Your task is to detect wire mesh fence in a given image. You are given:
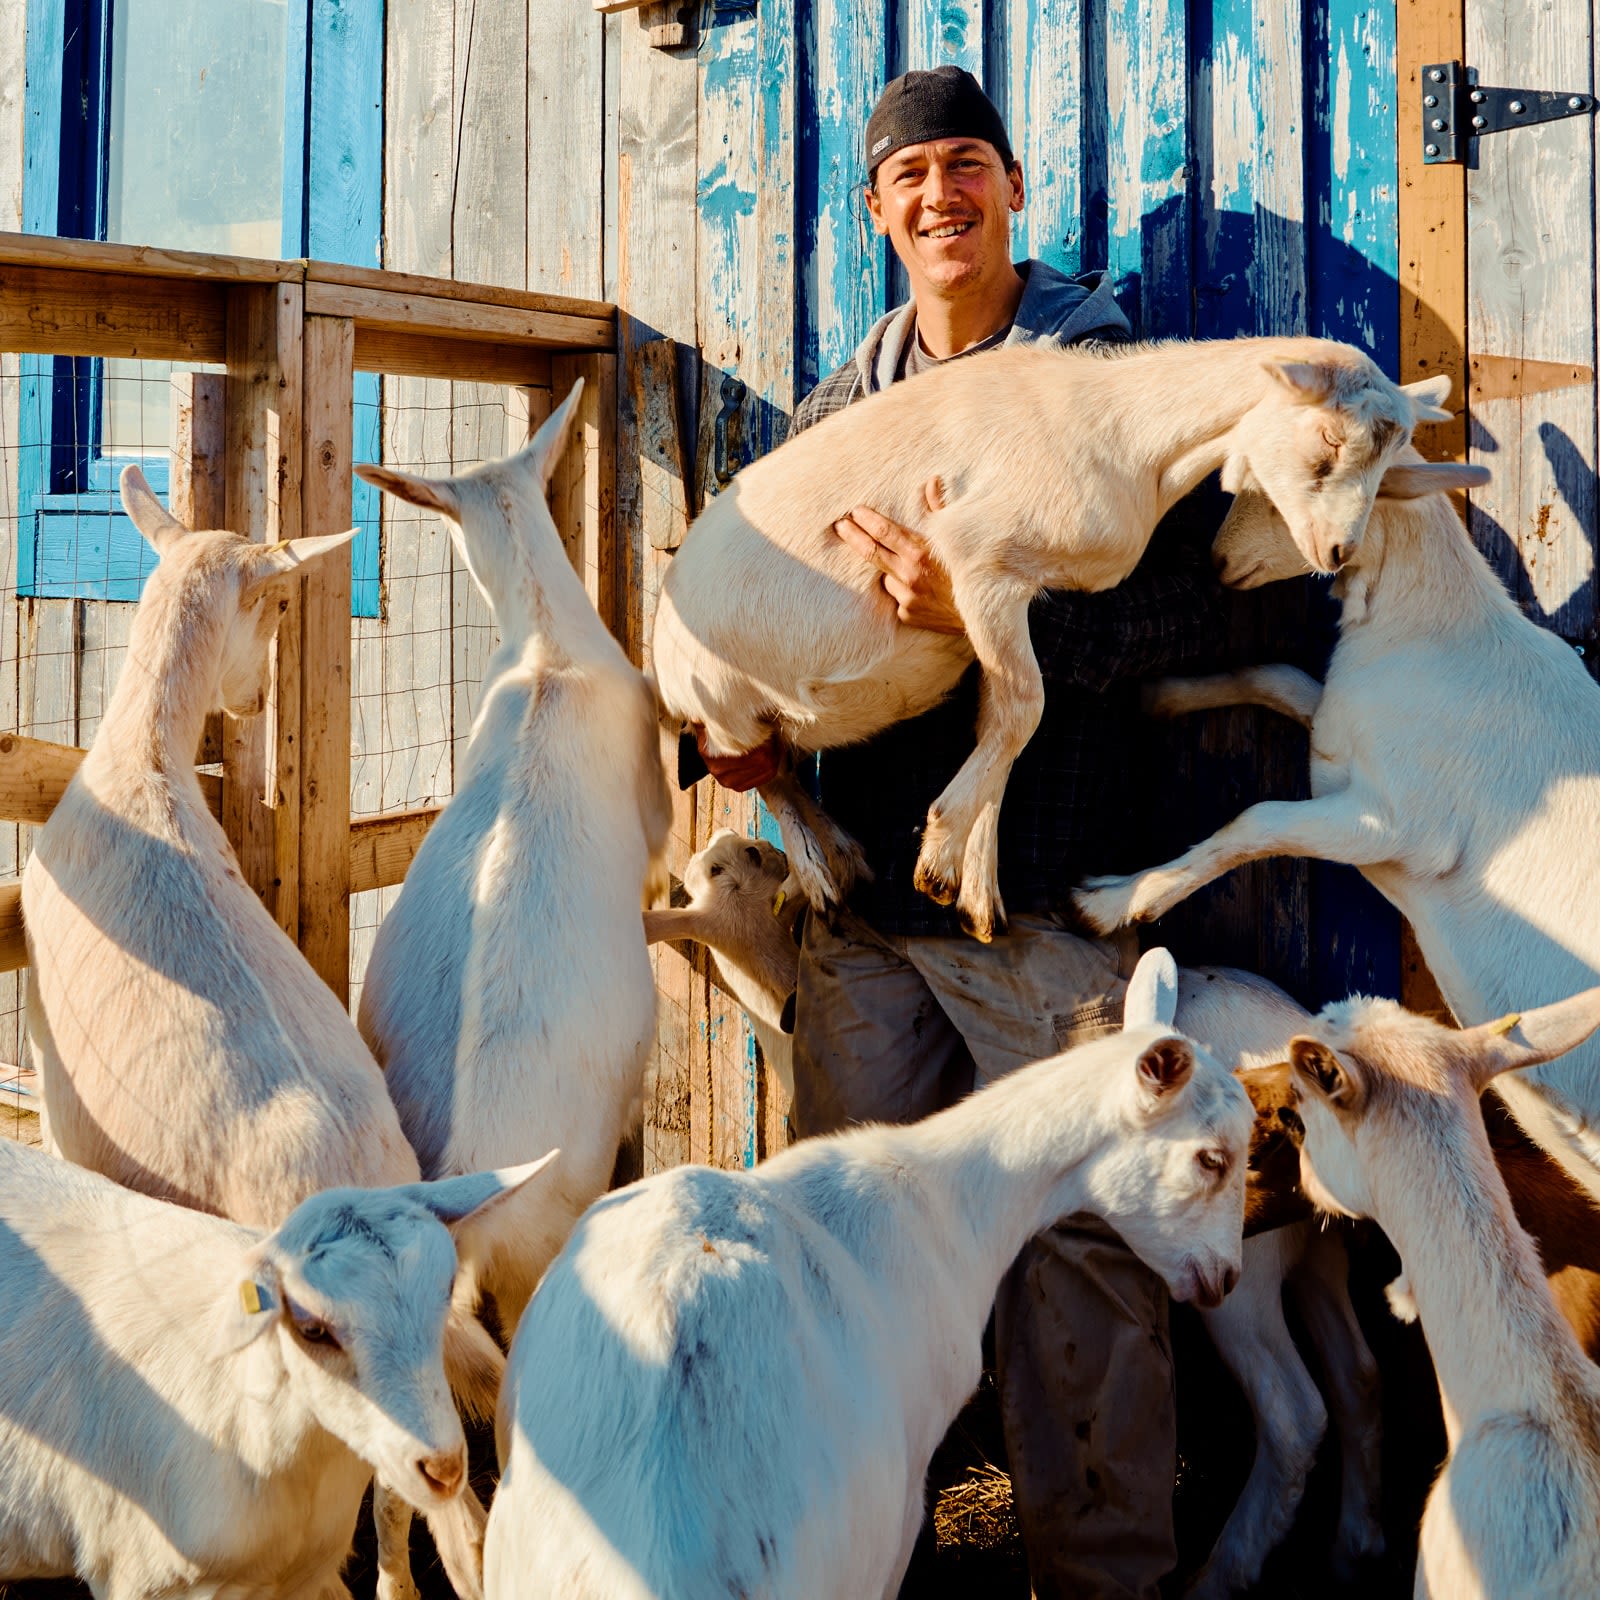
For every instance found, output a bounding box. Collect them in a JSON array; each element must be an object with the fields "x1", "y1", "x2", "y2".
[{"x1": 0, "y1": 347, "x2": 538, "y2": 1139}]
